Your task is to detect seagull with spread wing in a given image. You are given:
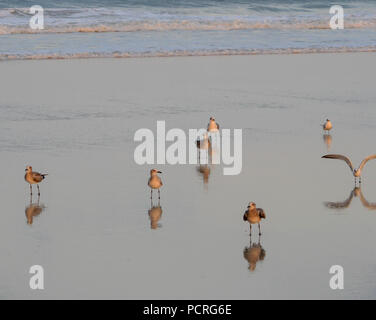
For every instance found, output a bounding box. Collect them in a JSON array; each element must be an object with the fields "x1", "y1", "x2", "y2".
[{"x1": 322, "y1": 154, "x2": 376, "y2": 184}]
